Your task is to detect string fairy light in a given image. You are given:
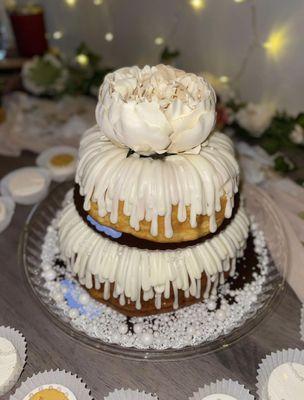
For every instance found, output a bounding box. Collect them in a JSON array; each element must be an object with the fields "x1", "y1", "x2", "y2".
[
  {"x1": 189, "y1": 0, "x2": 206, "y2": 11},
  {"x1": 65, "y1": 0, "x2": 76, "y2": 6},
  {"x1": 105, "y1": 32, "x2": 114, "y2": 42},
  {"x1": 53, "y1": 31, "x2": 63, "y2": 40},
  {"x1": 76, "y1": 53, "x2": 89, "y2": 66},
  {"x1": 232, "y1": 0, "x2": 289, "y2": 85},
  {"x1": 263, "y1": 27, "x2": 288, "y2": 58},
  {"x1": 232, "y1": 0, "x2": 260, "y2": 84},
  {"x1": 46, "y1": 0, "x2": 289, "y2": 90},
  {"x1": 154, "y1": 36, "x2": 165, "y2": 45},
  {"x1": 219, "y1": 76, "x2": 230, "y2": 83}
]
